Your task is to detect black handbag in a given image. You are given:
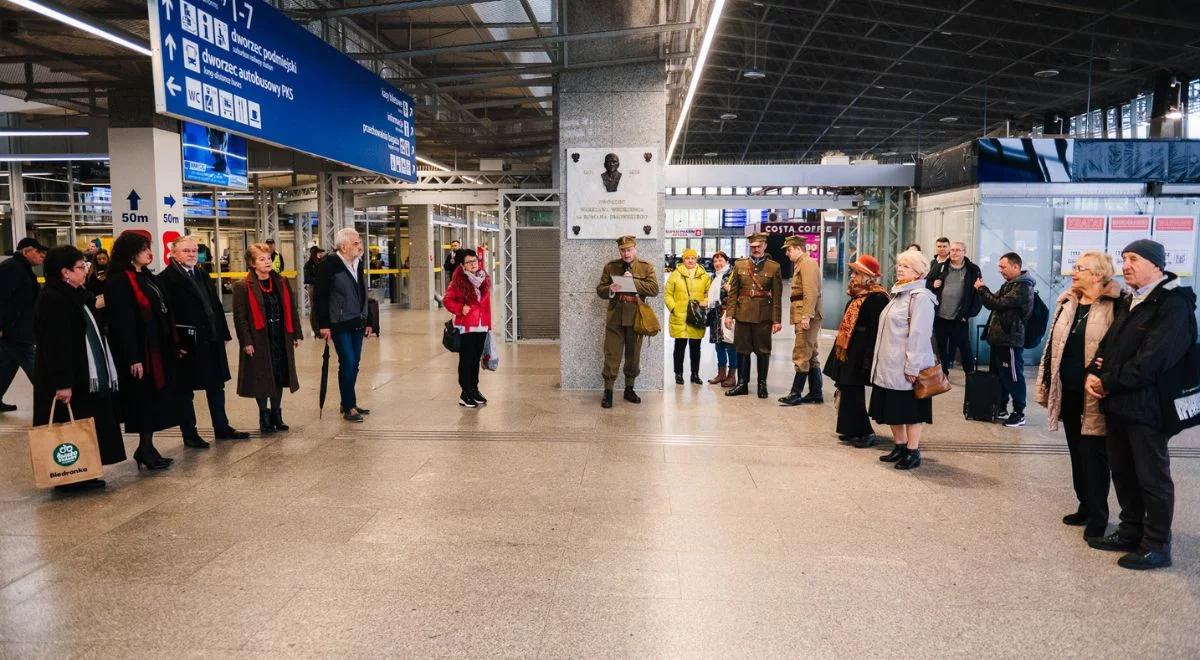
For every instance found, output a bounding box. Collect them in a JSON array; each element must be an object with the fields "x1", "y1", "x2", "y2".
[
  {"x1": 442, "y1": 320, "x2": 462, "y2": 353},
  {"x1": 1157, "y1": 315, "x2": 1200, "y2": 436},
  {"x1": 683, "y1": 275, "x2": 708, "y2": 329}
]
